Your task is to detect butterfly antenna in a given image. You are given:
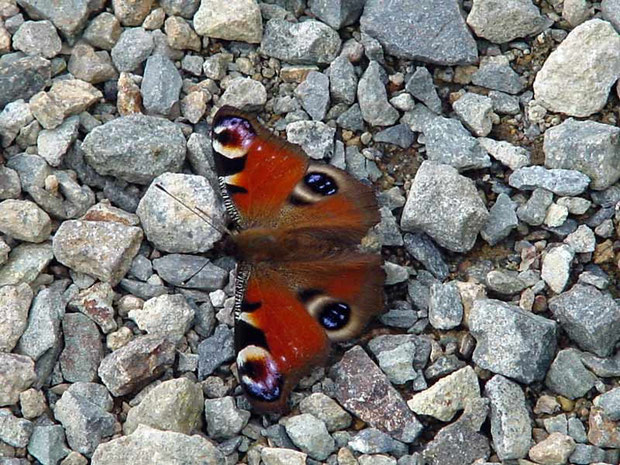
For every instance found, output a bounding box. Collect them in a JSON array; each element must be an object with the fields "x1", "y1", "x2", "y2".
[{"x1": 154, "y1": 183, "x2": 231, "y2": 236}]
